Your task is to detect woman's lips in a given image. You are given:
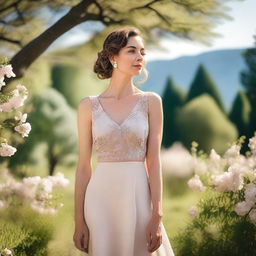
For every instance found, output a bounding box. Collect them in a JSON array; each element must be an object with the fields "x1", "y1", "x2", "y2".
[{"x1": 133, "y1": 65, "x2": 142, "y2": 69}]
